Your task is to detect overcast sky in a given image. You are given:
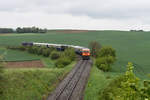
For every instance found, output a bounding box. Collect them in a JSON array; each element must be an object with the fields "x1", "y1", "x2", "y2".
[{"x1": 0, "y1": 0, "x2": 150, "y2": 30}]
